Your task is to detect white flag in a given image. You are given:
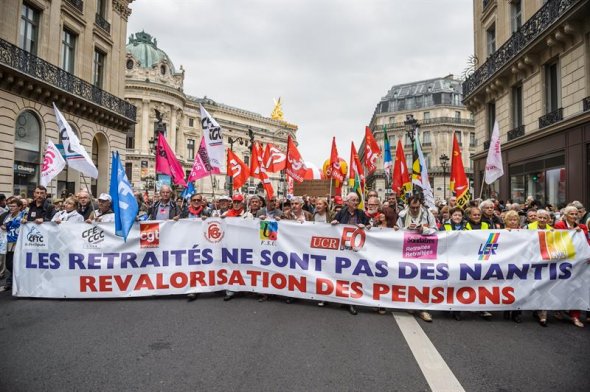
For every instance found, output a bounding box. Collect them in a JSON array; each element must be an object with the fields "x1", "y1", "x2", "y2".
[
  {"x1": 414, "y1": 129, "x2": 435, "y2": 209},
  {"x1": 53, "y1": 103, "x2": 98, "y2": 178},
  {"x1": 199, "y1": 104, "x2": 225, "y2": 171},
  {"x1": 40, "y1": 140, "x2": 66, "y2": 187},
  {"x1": 485, "y1": 120, "x2": 504, "y2": 184}
]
